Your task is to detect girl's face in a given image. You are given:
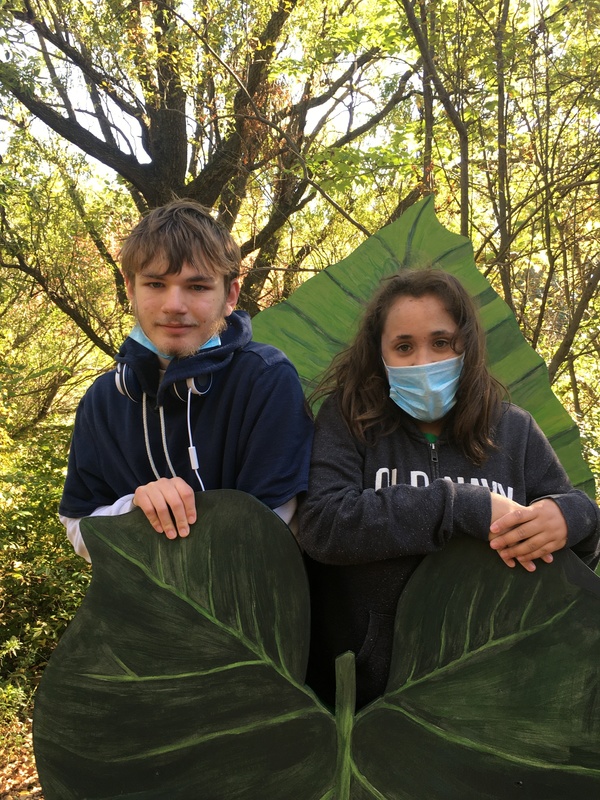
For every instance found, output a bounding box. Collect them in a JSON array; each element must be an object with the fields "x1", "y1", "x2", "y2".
[{"x1": 381, "y1": 293, "x2": 460, "y2": 367}]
